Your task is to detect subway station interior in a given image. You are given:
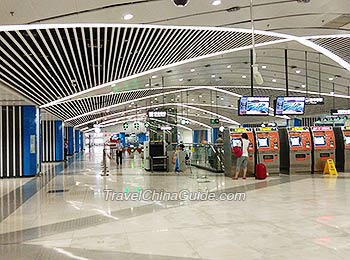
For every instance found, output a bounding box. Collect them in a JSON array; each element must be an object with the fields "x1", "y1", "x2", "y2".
[{"x1": 1, "y1": 0, "x2": 350, "y2": 259}]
